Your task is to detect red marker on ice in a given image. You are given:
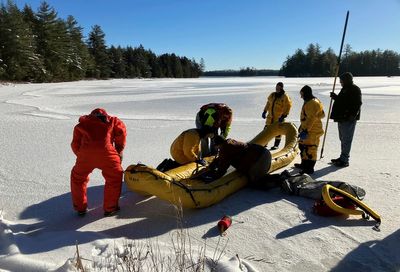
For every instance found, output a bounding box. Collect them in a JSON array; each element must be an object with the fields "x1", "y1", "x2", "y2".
[{"x1": 217, "y1": 215, "x2": 232, "y2": 235}]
